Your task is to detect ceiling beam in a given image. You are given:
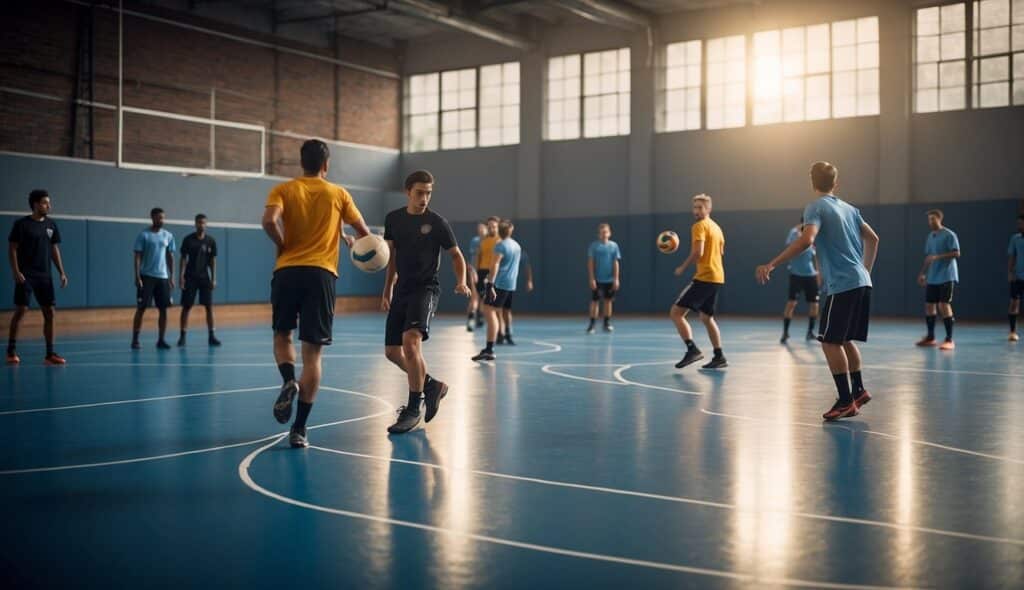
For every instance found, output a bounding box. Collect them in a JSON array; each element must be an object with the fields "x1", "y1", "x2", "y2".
[
  {"x1": 387, "y1": 0, "x2": 534, "y2": 50},
  {"x1": 276, "y1": 5, "x2": 387, "y2": 25},
  {"x1": 551, "y1": 0, "x2": 651, "y2": 30}
]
